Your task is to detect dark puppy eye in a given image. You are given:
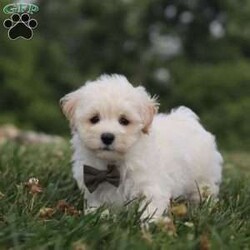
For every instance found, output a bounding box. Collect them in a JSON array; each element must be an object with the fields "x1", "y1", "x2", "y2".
[
  {"x1": 119, "y1": 116, "x2": 130, "y2": 126},
  {"x1": 90, "y1": 115, "x2": 100, "y2": 124}
]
